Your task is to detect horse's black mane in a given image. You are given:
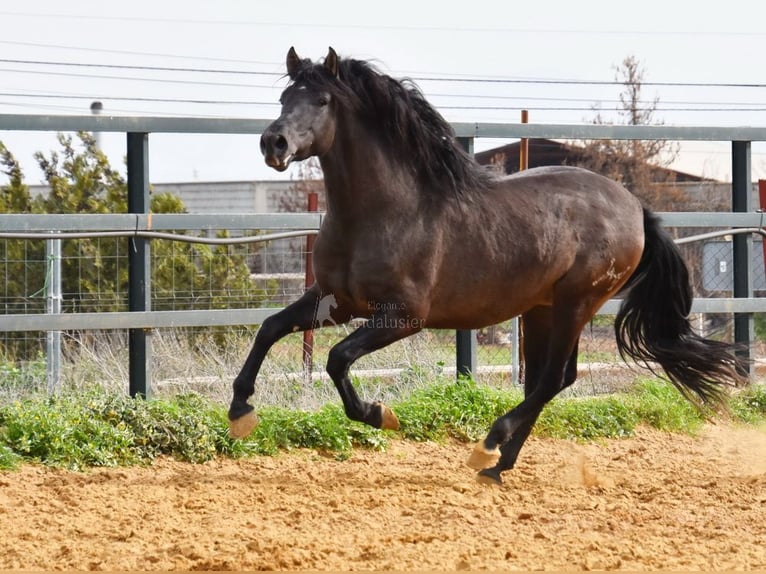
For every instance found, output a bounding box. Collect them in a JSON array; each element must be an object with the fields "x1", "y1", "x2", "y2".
[{"x1": 290, "y1": 56, "x2": 494, "y2": 198}]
